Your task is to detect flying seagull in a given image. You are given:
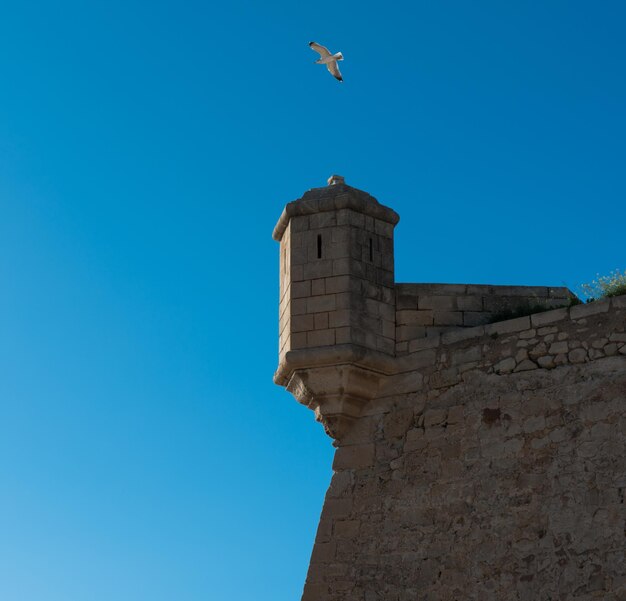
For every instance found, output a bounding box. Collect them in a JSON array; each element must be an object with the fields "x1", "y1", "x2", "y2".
[{"x1": 309, "y1": 41, "x2": 344, "y2": 82}]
